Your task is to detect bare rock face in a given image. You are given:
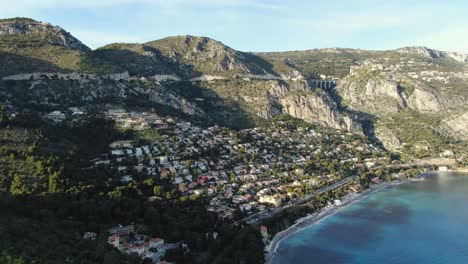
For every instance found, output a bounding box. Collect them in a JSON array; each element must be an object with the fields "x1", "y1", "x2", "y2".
[
  {"x1": 0, "y1": 18, "x2": 90, "y2": 51},
  {"x1": 339, "y1": 77, "x2": 406, "y2": 114},
  {"x1": 396, "y1": 46, "x2": 468, "y2": 63},
  {"x1": 407, "y1": 88, "x2": 443, "y2": 112},
  {"x1": 268, "y1": 81, "x2": 363, "y2": 134},
  {"x1": 375, "y1": 126, "x2": 401, "y2": 151},
  {"x1": 338, "y1": 75, "x2": 444, "y2": 115},
  {"x1": 441, "y1": 112, "x2": 468, "y2": 141},
  {"x1": 149, "y1": 90, "x2": 204, "y2": 116}
]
